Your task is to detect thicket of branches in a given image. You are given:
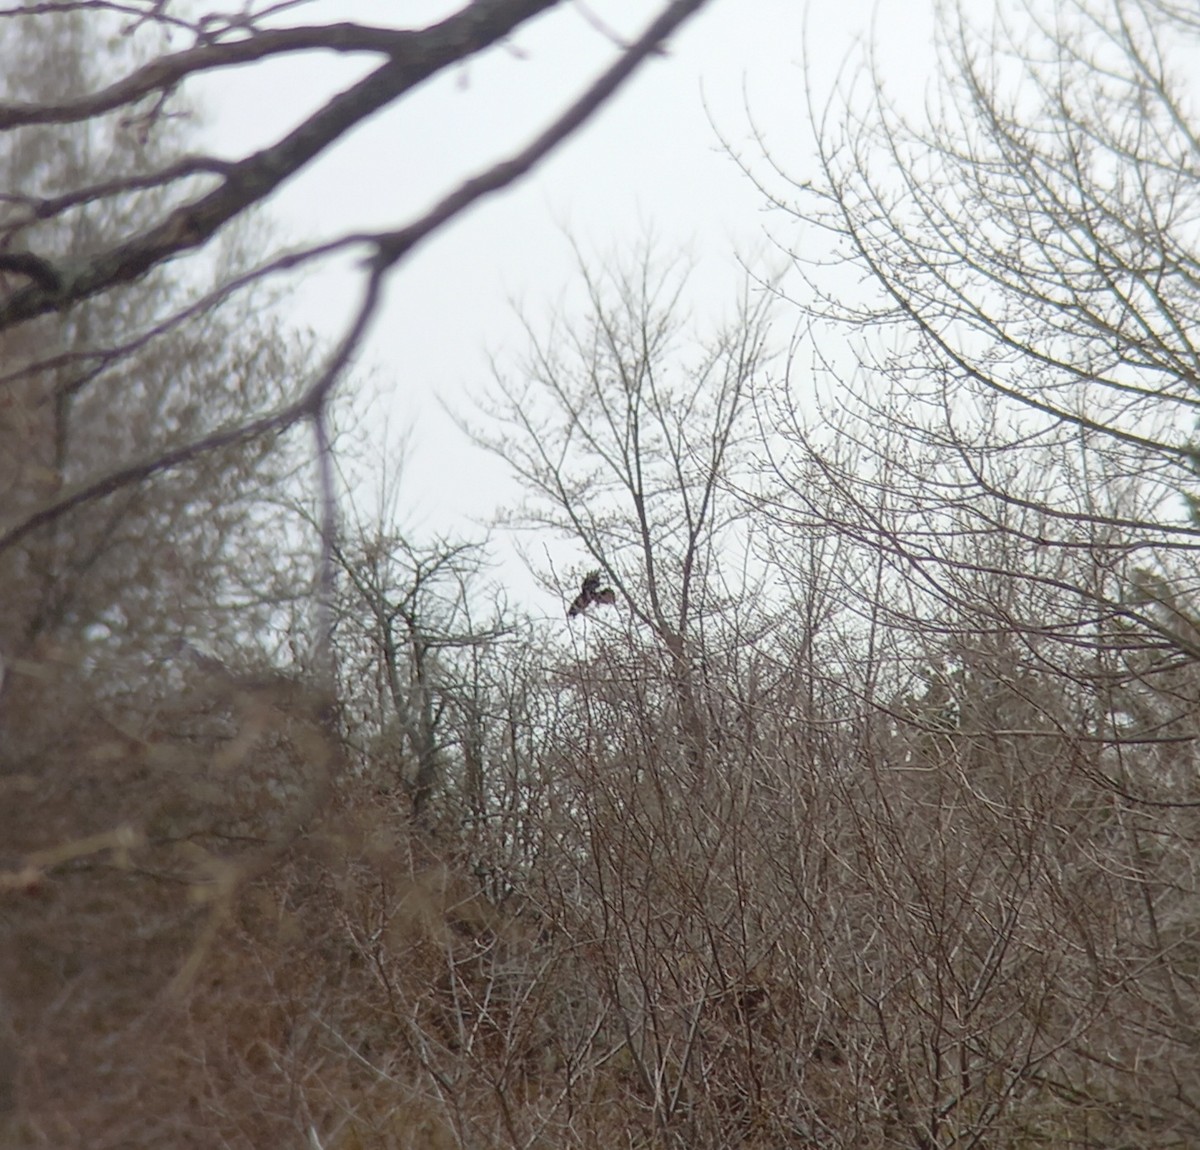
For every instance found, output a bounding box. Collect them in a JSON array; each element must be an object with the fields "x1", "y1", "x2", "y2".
[{"x1": 3, "y1": 1, "x2": 1200, "y2": 1148}]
